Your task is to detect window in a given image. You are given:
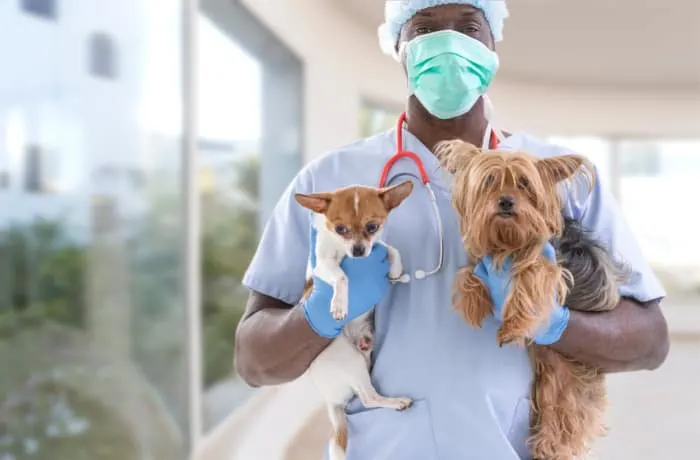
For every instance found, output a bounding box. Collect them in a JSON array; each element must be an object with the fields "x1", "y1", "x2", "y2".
[
  {"x1": 359, "y1": 103, "x2": 402, "y2": 138},
  {"x1": 617, "y1": 140, "x2": 661, "y2": 177},
  {"x1": 21, "y1": 0, "x2": 57, "y2": 19},
  {"x1": 24, "y1": 144, "x2": 44, "y2": 192},
  {"x1": 88, "y1": 33, "x2": 117, "y2": 79}
]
